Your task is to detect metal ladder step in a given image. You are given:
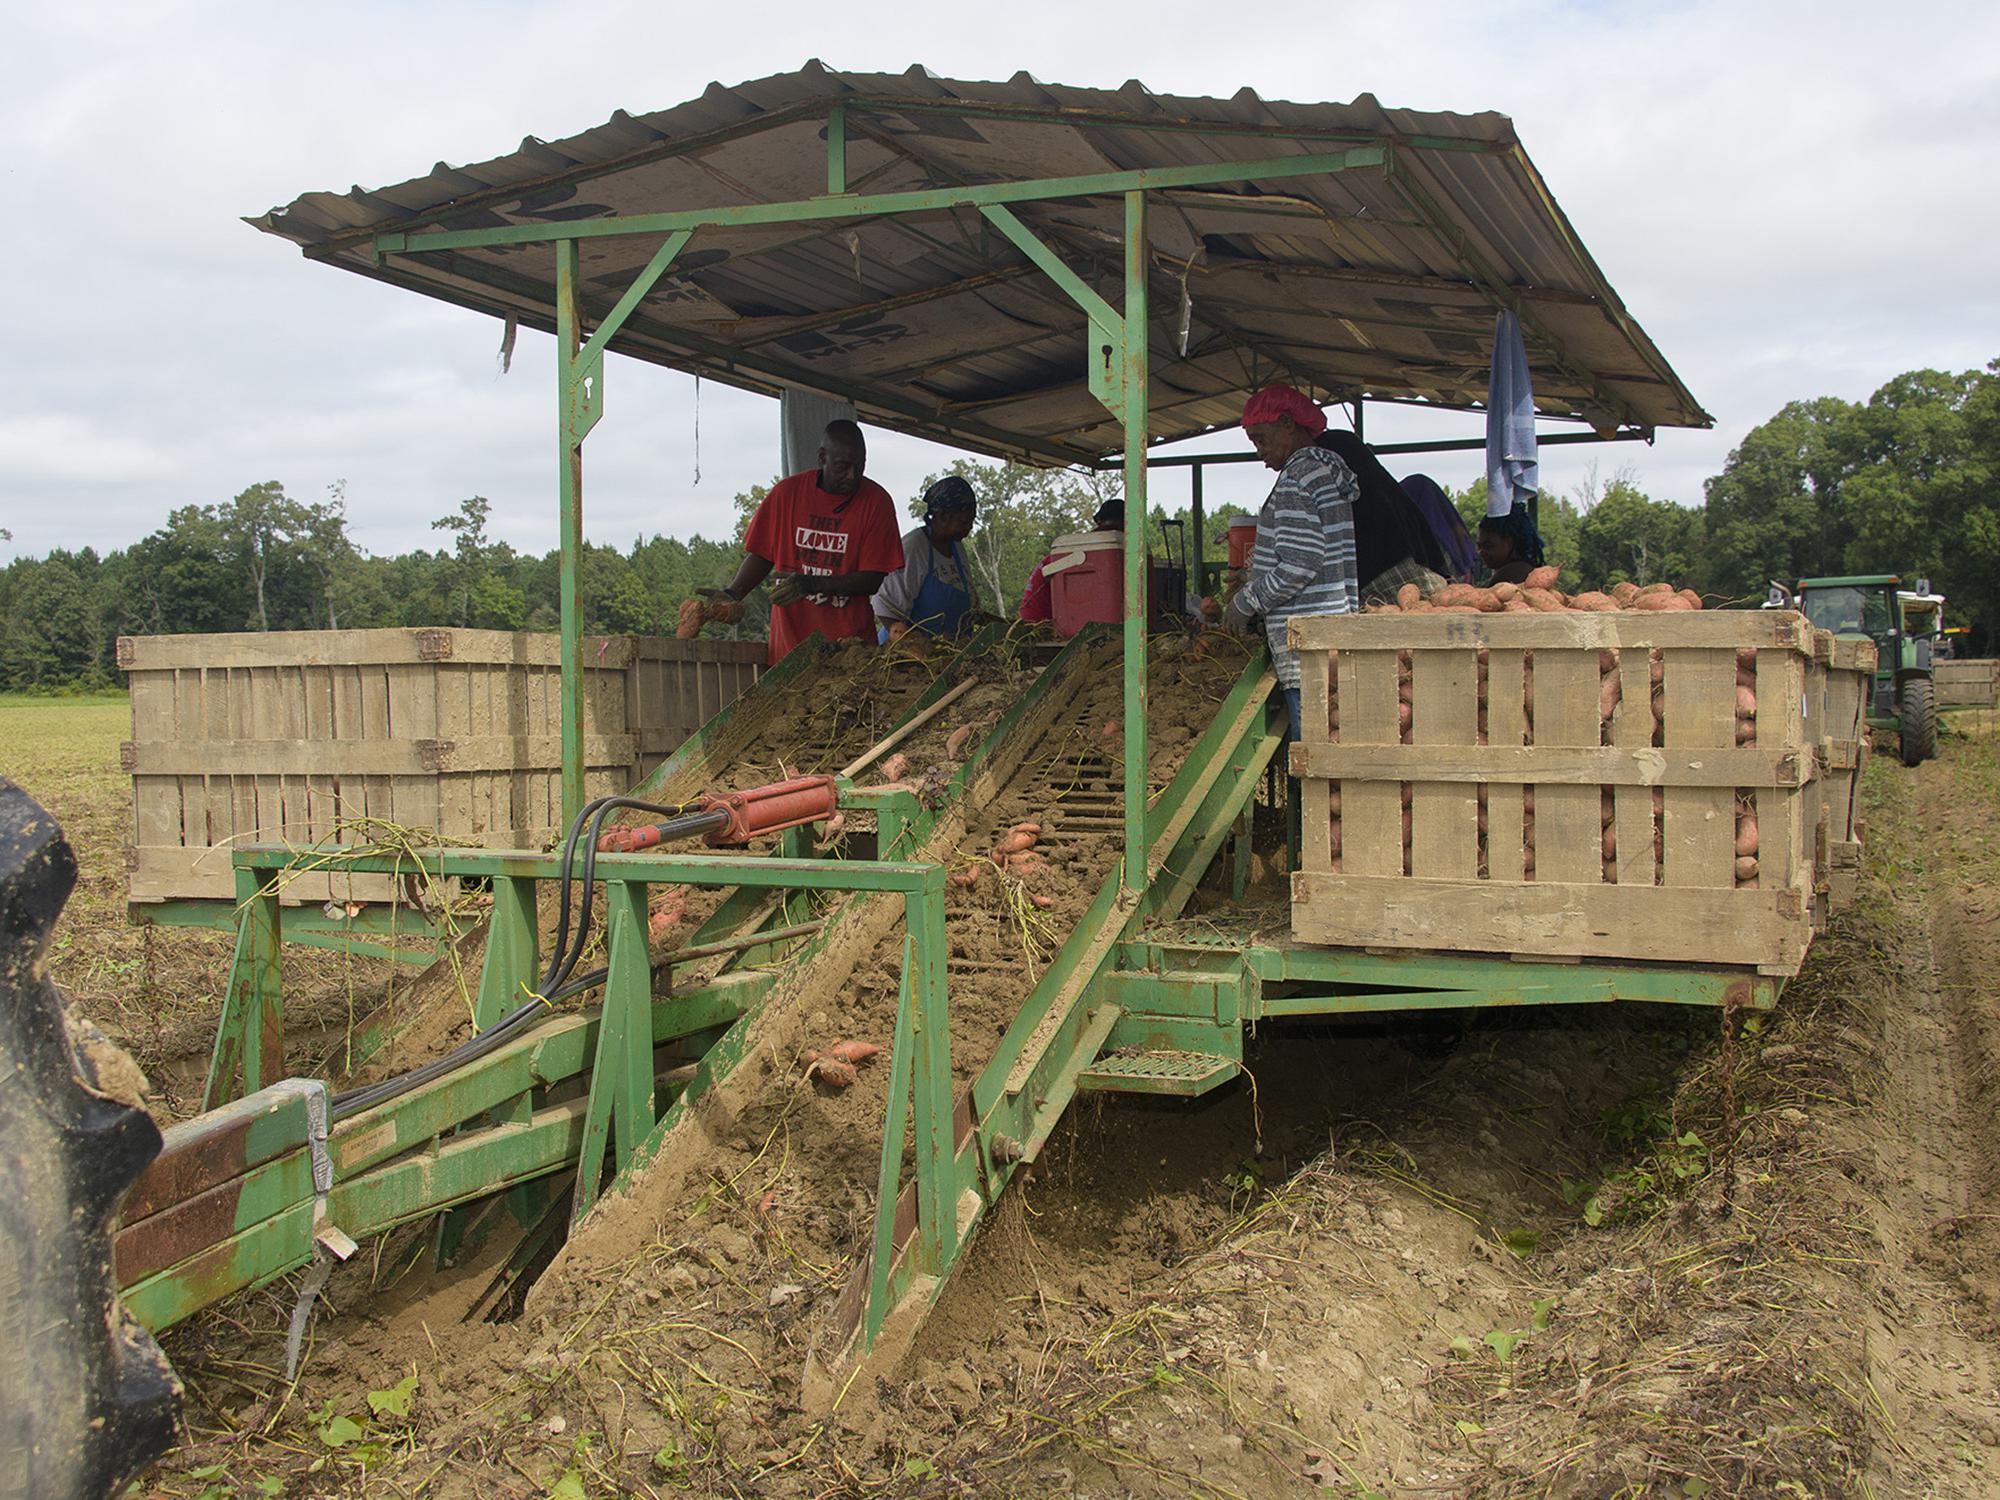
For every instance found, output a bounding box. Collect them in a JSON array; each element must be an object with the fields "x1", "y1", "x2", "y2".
[{"x1": 1075, "y1": 1049, "x2": 1240, "y2": 1097}]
